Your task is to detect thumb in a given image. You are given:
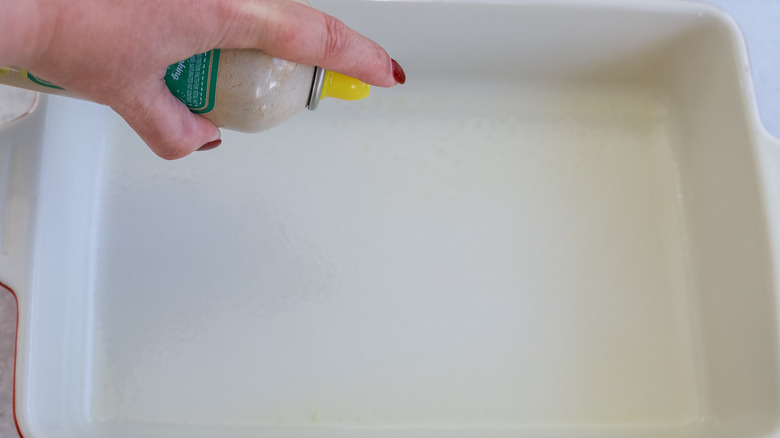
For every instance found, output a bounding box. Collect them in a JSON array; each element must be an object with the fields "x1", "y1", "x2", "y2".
[{"x1": 112, "y1": 80, "x2": 221, "y2": 160}]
